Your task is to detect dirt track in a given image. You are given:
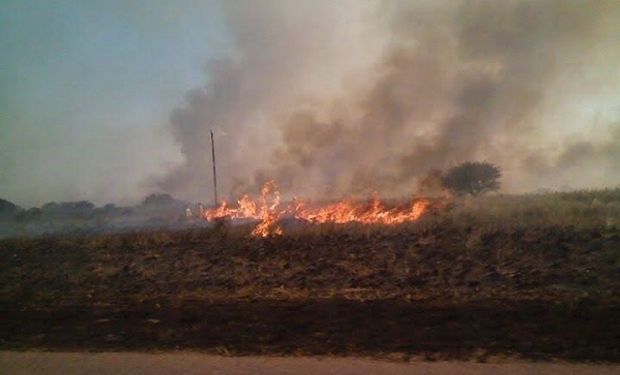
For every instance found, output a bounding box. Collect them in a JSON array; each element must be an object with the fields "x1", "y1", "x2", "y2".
[{"x1": 2, "y1": 352, "x2": 619, "y2": 375}]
